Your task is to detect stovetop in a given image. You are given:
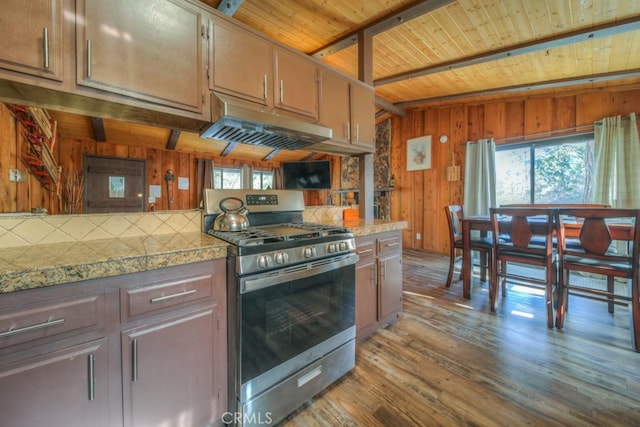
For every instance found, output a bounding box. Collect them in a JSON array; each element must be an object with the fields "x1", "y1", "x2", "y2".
[{"x1": 207, "y1": 222, "x2": 352, "y2": 247}]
